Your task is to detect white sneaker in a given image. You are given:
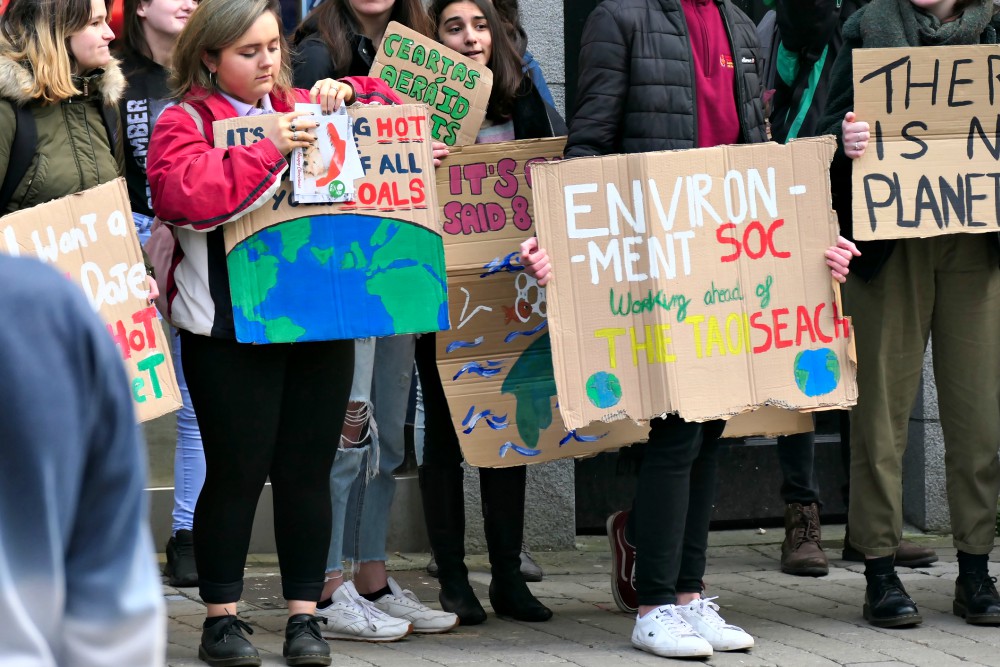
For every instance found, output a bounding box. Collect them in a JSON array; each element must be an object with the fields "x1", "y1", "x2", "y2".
[
  {"x1": 316, "y1": 581, "x2": 412, "y2": 642},
  {"x1": 677, "y1": 597, "x2": 754, "y2": 651},
  {"x1": 631, "y1": 605, "x2": 713, "y2": 658},
  {"x1": 370, "y1": 577, "x2": 459, "y2": 634}
]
